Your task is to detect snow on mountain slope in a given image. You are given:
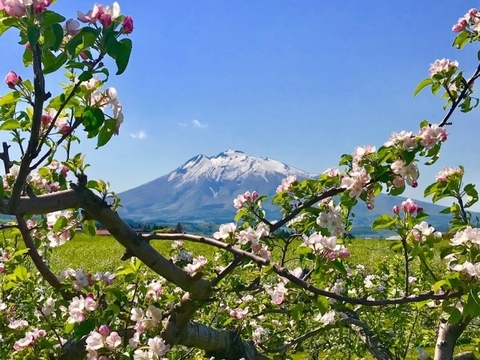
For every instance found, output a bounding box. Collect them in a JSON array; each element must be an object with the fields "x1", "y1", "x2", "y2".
[
  {"x1": 118, "y1": 149, "x2": 315, "y2": 222},
  {"x1": 167, "y1": 149, "x2": 313, "y2": 187}
]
